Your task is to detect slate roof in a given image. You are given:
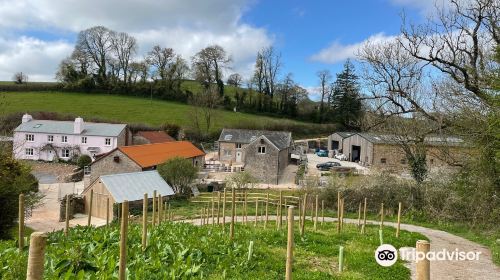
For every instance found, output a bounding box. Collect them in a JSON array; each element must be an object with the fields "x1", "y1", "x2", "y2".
[
  {"x1": 14, "y1": 120, "x2": 126, "y2": 137},
  {"x1": 98, "y1": 171, "x2": 174, "y2": 203},
  {"x1": 136, "y1": 131, "x2": 175, "y2": 143},
  {"x1": 218, "y1": 129, "x2": 292, "y2": 151},
  {"x1": 356, "y1": 132, "x2": 464, "y2": 146},
  {"x1": 118, "y1": 141, "x2": 205, "y2": 168}
]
